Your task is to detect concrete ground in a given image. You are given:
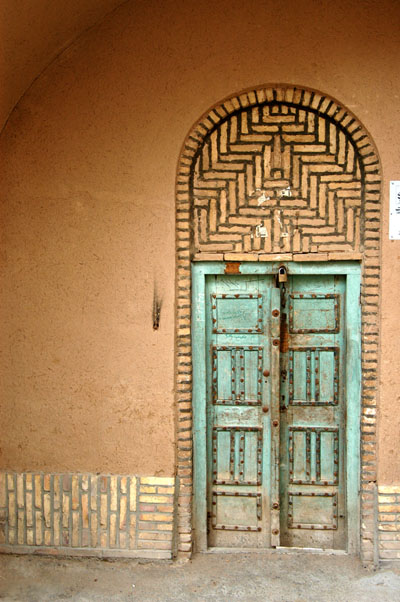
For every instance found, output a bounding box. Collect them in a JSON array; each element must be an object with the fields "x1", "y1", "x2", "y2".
[{"x1": 0, "y1": 551, "x2": 400, "y2": 602}]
